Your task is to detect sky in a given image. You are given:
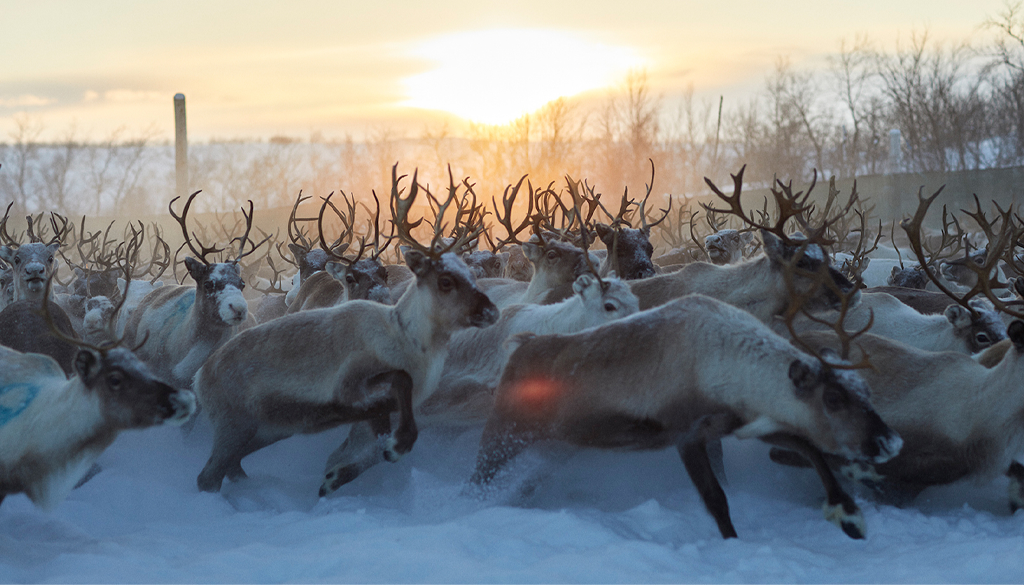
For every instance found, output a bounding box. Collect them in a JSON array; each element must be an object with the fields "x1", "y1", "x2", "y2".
[{"x1": 0, "y1": 0, "x2": 1014, "y2": 142}]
